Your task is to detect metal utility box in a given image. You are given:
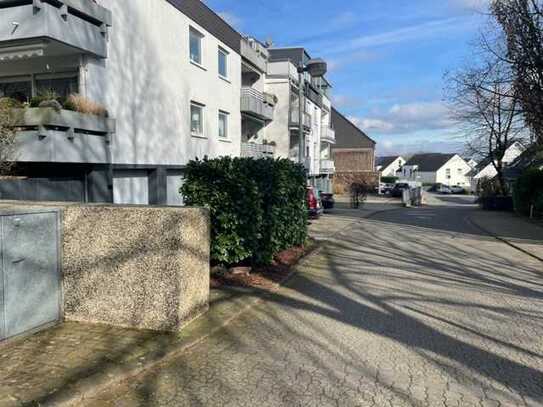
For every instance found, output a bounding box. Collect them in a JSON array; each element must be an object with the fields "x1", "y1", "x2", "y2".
[{"x1": 0, "y1": 209, "x2": 61, "y2": 342}]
